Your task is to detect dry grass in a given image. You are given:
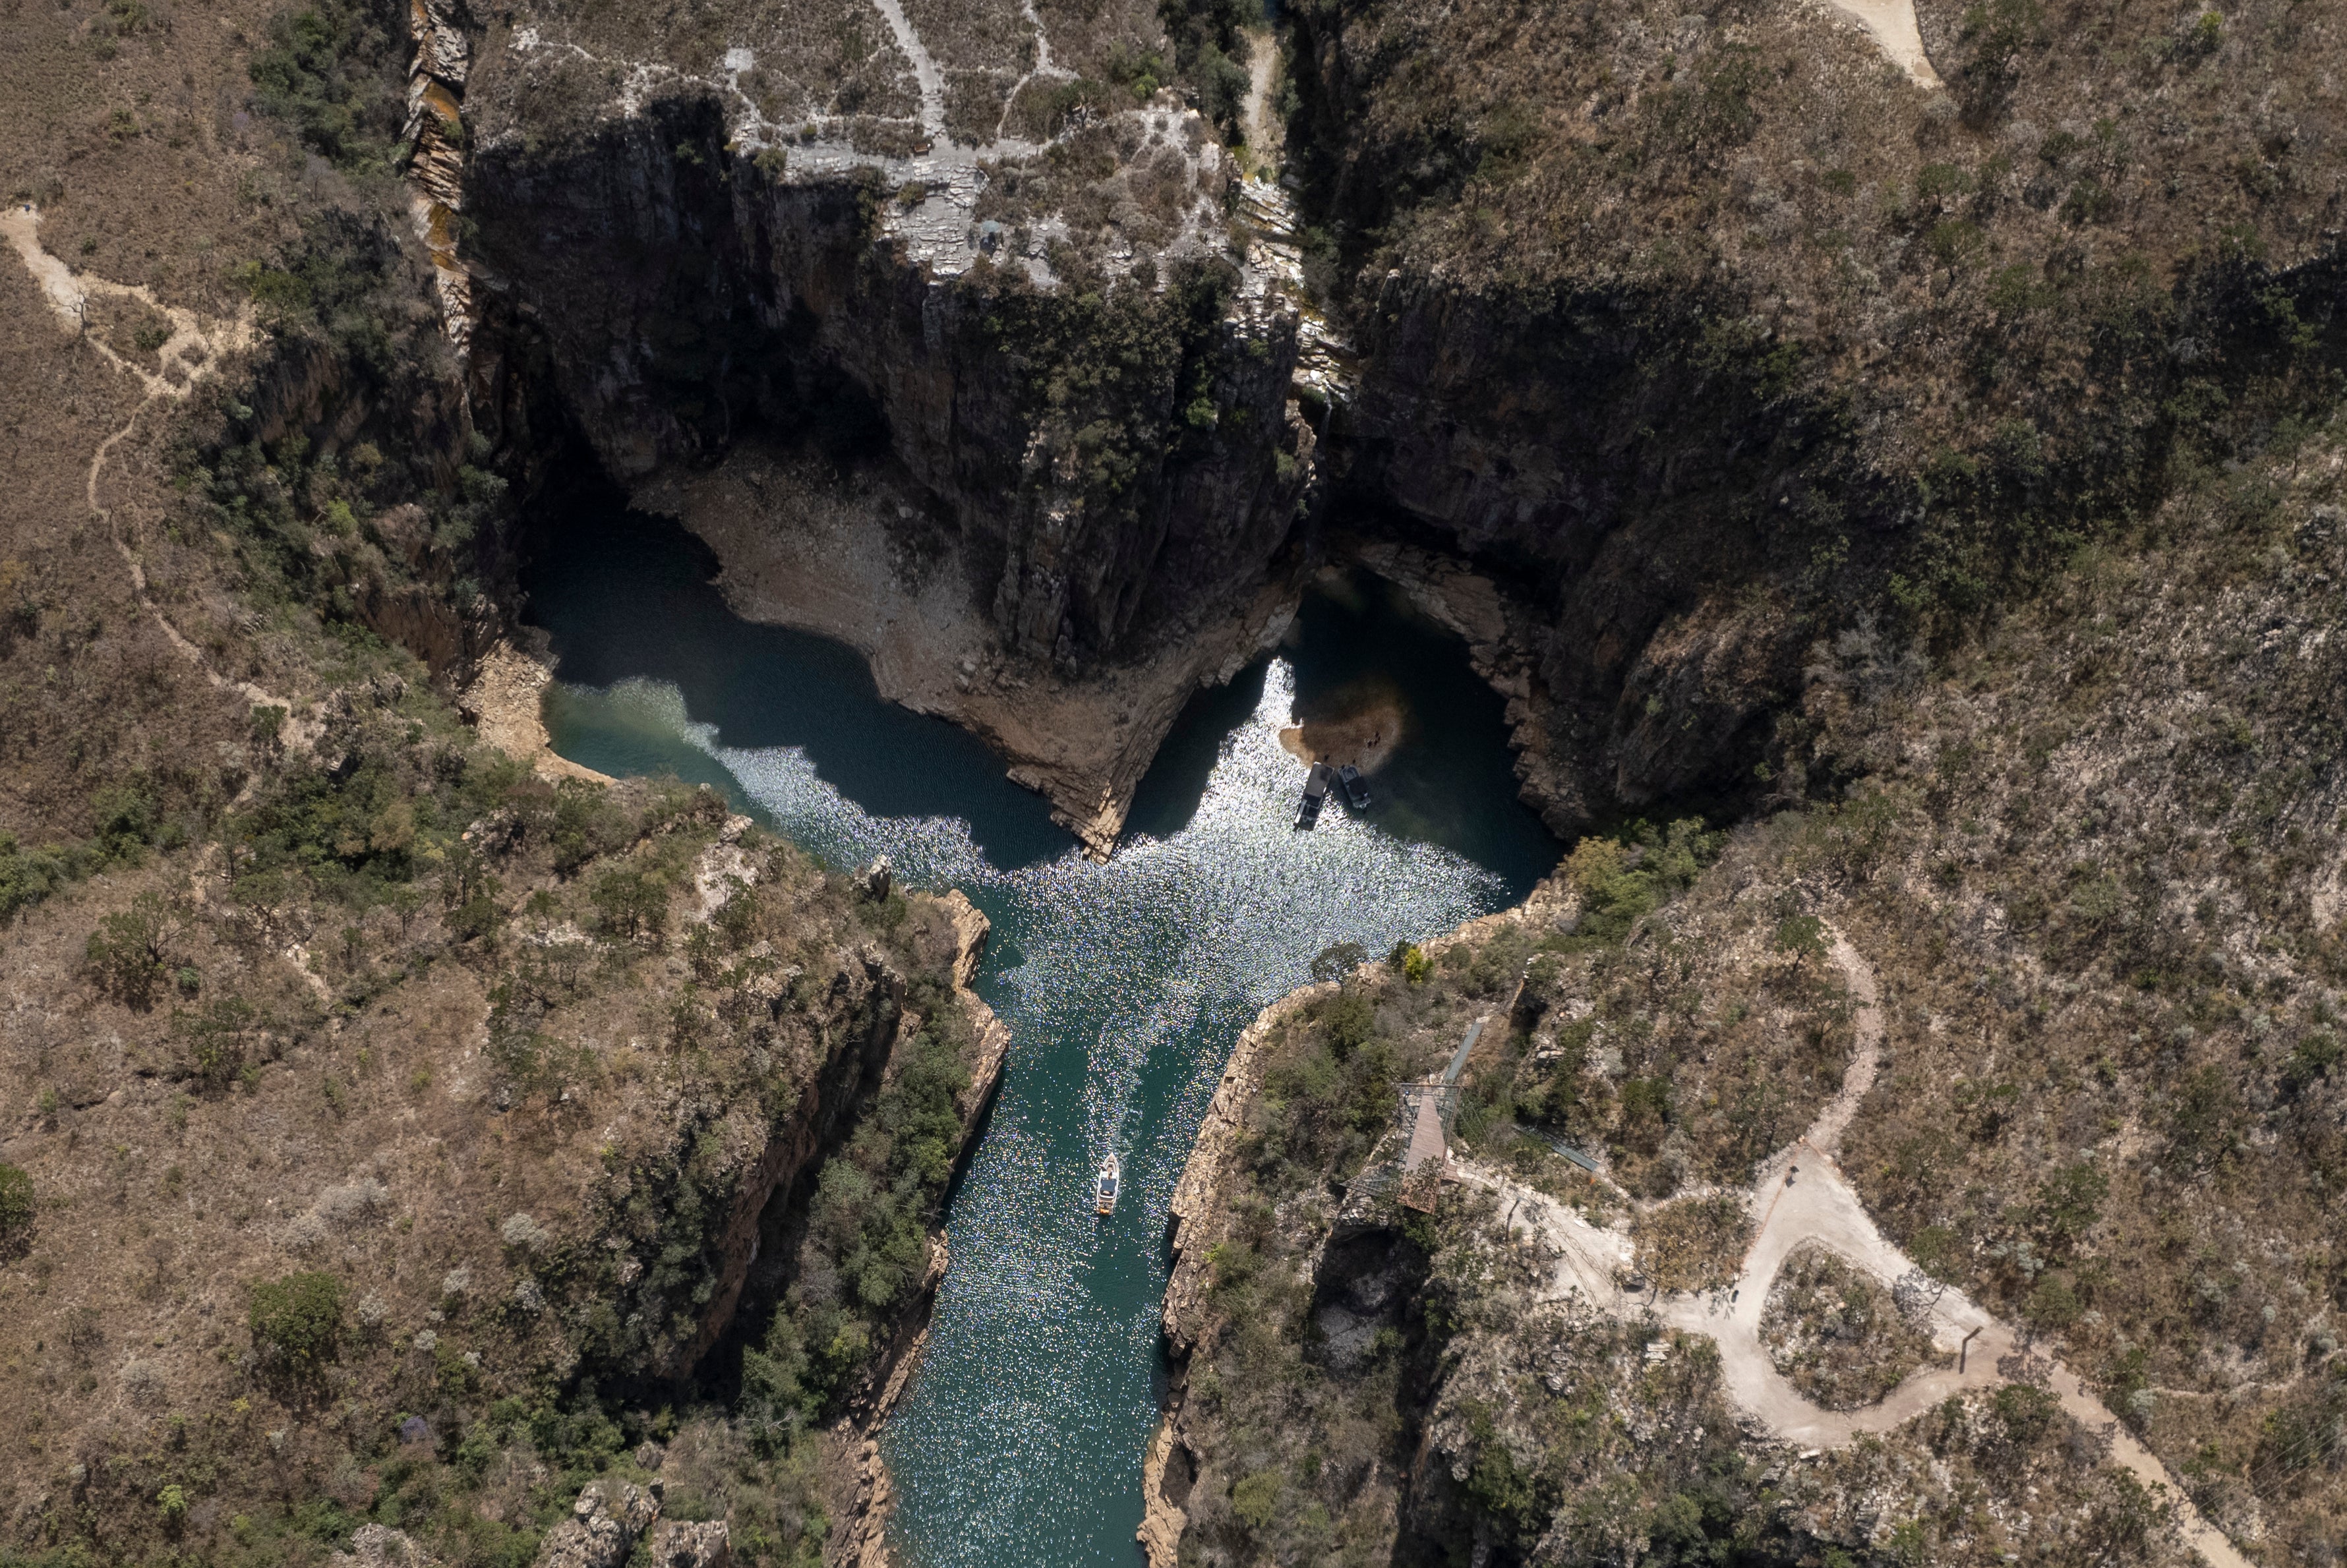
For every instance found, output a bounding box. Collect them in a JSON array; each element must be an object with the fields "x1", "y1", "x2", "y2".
[
  {"x1": 1630, "y1": 1193, "x2": 1753, "y2": 1293},
  {"x1": 1711, "y1": 419, "x2": 2347, "y2": 1551},
  {"x1": 1758, "y1": 1240, "x2": 1949, "y2": 1409},
  {"x1": 0, "y1": 708, "x2": 987, "y2": 1561}
]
